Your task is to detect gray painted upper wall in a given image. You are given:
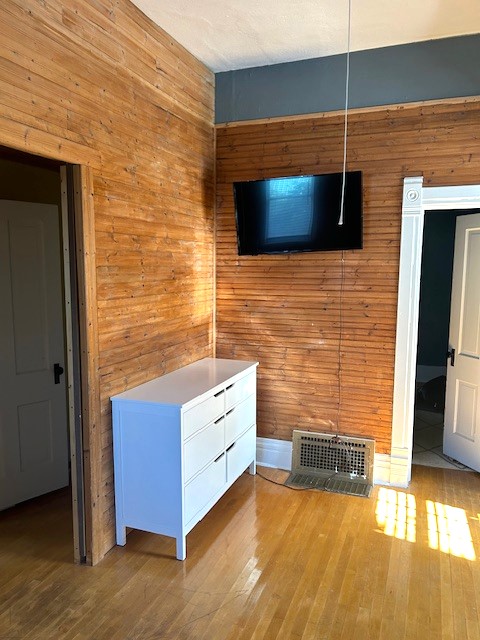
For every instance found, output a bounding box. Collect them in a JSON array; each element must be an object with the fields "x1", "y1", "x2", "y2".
[{"x1": 215, "y1": 35, "x2": 480, "y2": 123}]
